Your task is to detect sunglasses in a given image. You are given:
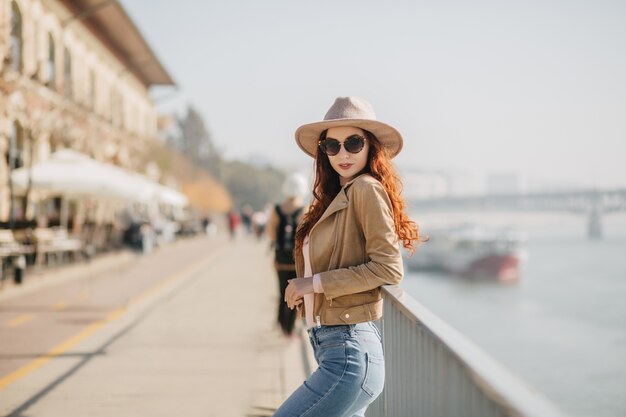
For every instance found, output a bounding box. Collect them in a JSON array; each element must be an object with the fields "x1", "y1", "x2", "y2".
[{"x1": 318, "y1": 135, "x2": 367, "y2": 156}]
